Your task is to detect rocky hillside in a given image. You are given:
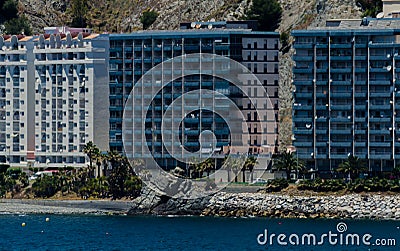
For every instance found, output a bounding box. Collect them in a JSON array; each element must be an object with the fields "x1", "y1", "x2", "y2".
[
  {"x1": 19, "y1": 0, "x2": 250, "y2": 33},
  {"x1": 18, "y1": 0, "x2": 363, "y2": 150}
]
